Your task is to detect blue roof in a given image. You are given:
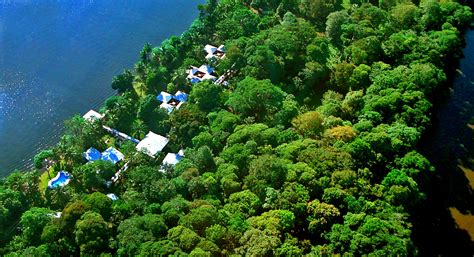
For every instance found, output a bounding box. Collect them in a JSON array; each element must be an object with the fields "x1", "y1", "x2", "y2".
[
  {"x1": 101, "y1": 147, "x2": 124, "y2": 164},
  {"x1": 157, "y1": 91, "x2": 173, "y2": 103},
  {"x1": 190, "y1": 77, "x2": 201, "y2": 84},
  {"x1": 84, "y1": 147, "x2": 101, "y2": 162},
  {"x1": 173, "y1": 91, "x2": 188, "y2": 102},
  {"x1": 198, "y1": 65, "x2": 214, "y2": 74}
]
